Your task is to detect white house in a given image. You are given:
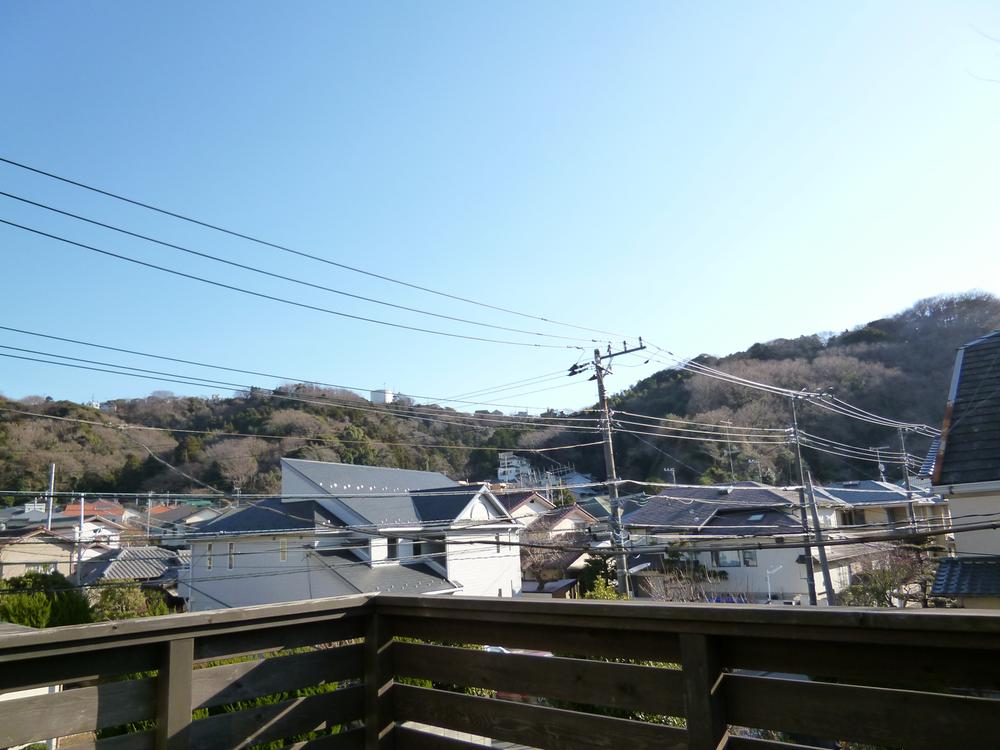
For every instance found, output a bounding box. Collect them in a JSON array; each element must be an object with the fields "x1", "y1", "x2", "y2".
[
  {"x1": 185, "y1": 460, "x2": 522, "y2": 610},
  {"x1": 623, "y1": 483, "x2": 878, "y2": 605},
  {"x1": 494, "y1": 490, "x2": 556, "y2": 527}
]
